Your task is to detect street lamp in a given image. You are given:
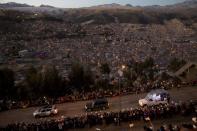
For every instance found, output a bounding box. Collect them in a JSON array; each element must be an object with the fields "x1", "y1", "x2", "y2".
[
  {"x1": 117, "y1": 64, "x2": 125, "y2": 125},
  {"x1": 118, "y1": 65, "x2": 125, "y2": 77},
  {"x1": 122, "y1": 65, "x2": 126, "y2": 70}
]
